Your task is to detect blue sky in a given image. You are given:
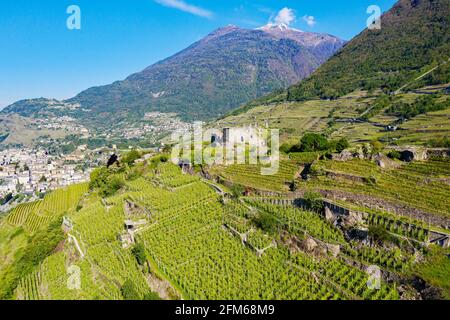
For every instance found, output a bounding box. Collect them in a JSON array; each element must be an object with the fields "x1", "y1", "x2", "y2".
[{"x1": 0, "y1": 0, "x2": 397, "y2": 108}]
